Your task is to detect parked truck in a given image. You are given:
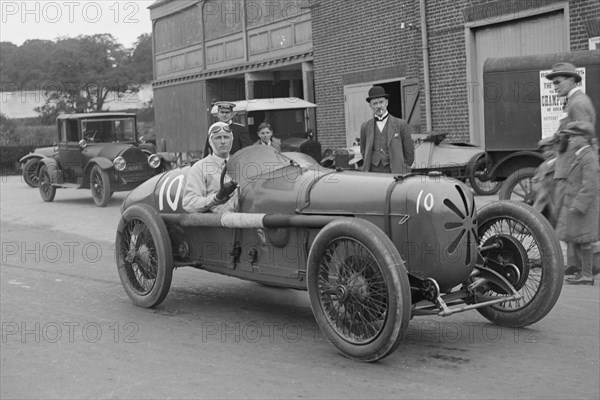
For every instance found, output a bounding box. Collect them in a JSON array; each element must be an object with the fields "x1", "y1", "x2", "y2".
[{"x1": 482, "y1": 50, "x2": 600, "y2": 200}]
